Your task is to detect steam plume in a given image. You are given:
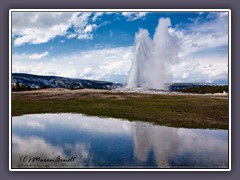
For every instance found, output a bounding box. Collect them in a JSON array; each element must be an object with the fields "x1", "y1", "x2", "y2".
[{"x1": 127, "y1": 18, "x2": 180, "y2": 90}]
